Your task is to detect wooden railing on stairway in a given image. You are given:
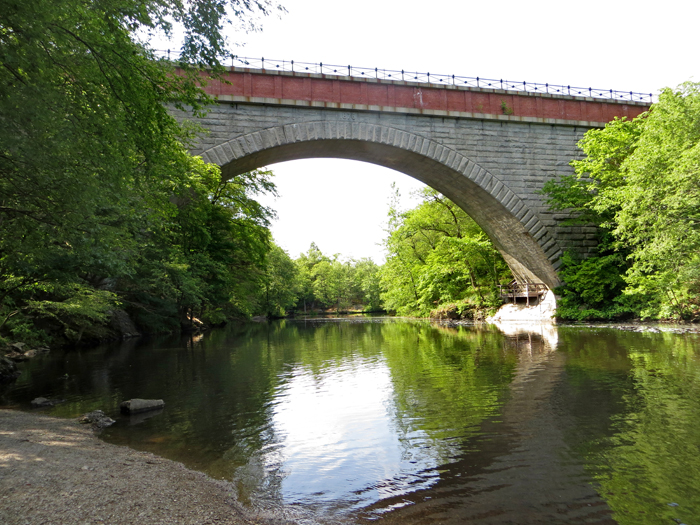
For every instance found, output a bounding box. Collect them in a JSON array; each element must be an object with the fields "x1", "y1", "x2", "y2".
[{"x1": 498, "y1": 282, "x2": 549, "y2": 306}]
